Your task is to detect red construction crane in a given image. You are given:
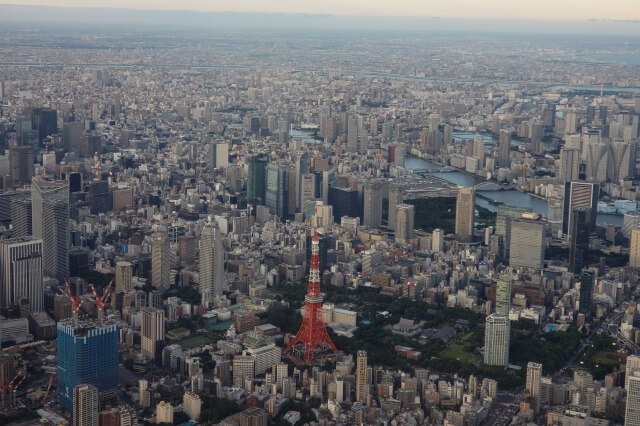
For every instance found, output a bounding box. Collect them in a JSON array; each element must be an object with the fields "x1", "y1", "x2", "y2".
[
  {"x1": 41, "y1": 373, "x2": 56, "y2": 405},
  {"x1": 88, "y1": 279, "x2": 114, "y2": 322},
  {"x1": 60, "y1": 280, "x2": 82, "y2": 316}
]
